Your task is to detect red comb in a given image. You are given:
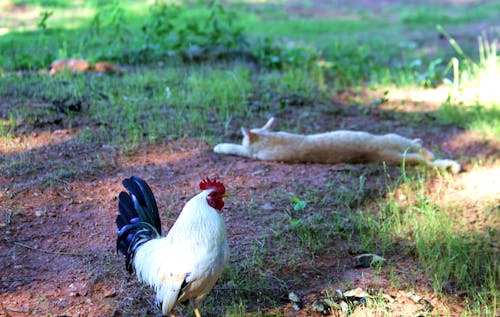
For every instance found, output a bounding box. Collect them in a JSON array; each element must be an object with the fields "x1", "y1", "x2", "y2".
[{"x1": 199, "y1": 177, "x2": 225, "y2": 194}]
